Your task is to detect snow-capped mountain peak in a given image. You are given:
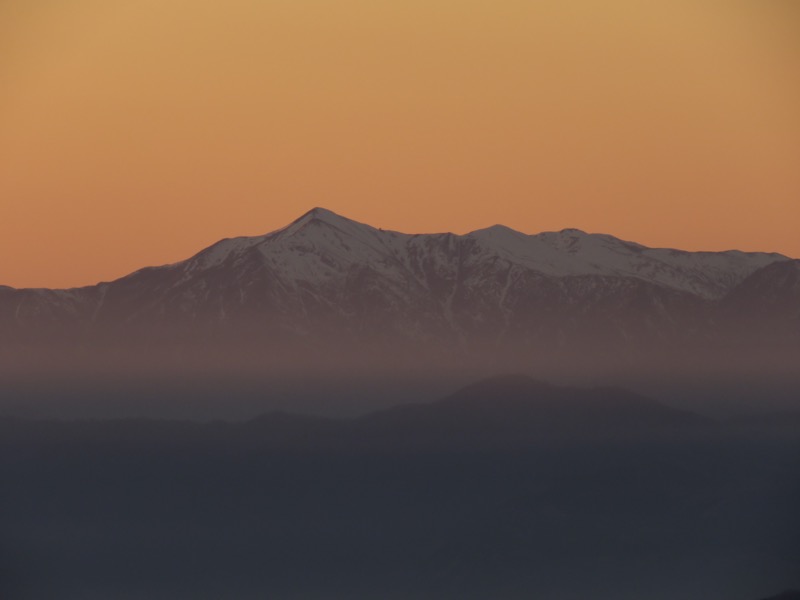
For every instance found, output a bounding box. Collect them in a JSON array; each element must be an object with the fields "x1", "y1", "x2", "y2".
[
  {"x1": 106, "y1": 208, "x2": 792, "y2": 300},
  {"x1": 2, "y1": 207, "x2": 794, "y2": 354},
  {"x1": 270, "y1": 207, "x2": 373, "y2": 240}
]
